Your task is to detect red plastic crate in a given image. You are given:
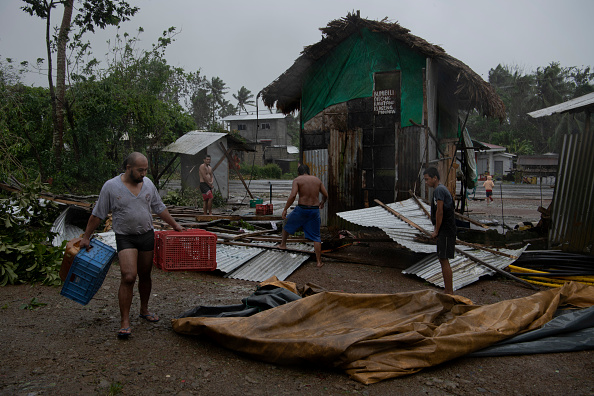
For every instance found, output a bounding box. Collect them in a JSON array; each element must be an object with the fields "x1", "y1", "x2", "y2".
[
  {"x1": 255, "y1": 203, "x2": 273, "y2": 215},
  {"x1": 153, "y1": 229, "x2": 217, "y2": 271}
]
